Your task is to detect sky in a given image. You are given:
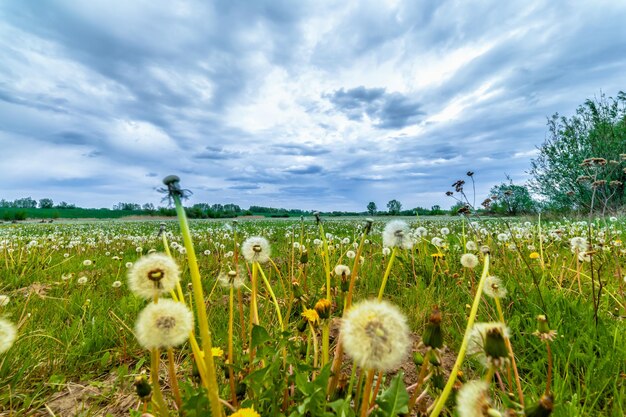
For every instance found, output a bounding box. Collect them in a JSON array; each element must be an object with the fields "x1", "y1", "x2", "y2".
[{"x1": 0, "y1": 1, "x2": 625, "y2": 211}]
